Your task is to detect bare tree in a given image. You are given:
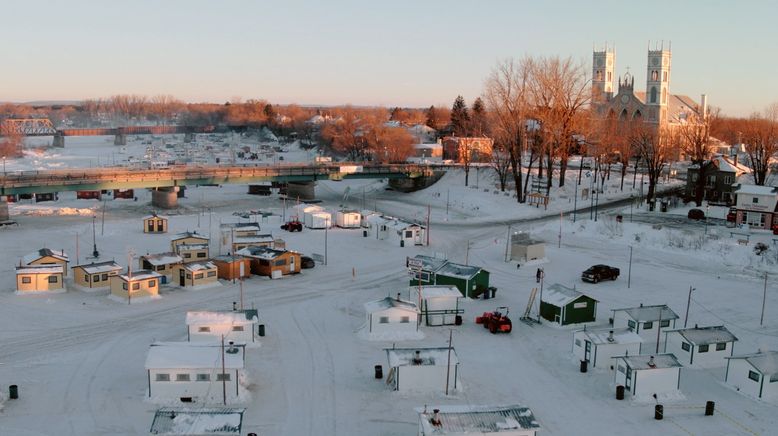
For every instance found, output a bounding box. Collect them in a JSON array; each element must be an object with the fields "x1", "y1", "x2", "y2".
[
  {"x1": 741, "y1": 104, "x2": 778, "y2": 186},
  {"x1": 630, "y1": 125, "x2": 677, "y2": 202},
  {"x1": 679, "y1": 107, "x2": 718, "y2": 205},
  {"x1": 484, "y1": 57, "x2": 533, "y2": 202}
]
